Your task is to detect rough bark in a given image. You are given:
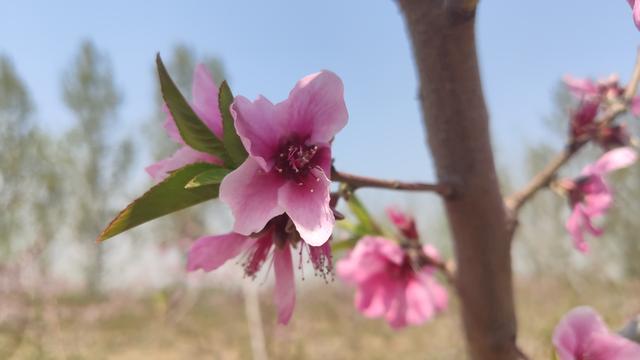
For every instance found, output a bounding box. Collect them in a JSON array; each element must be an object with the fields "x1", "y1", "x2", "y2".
[{"x1": 397, "y1": 1, "x2": 519, "y2": 358}]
